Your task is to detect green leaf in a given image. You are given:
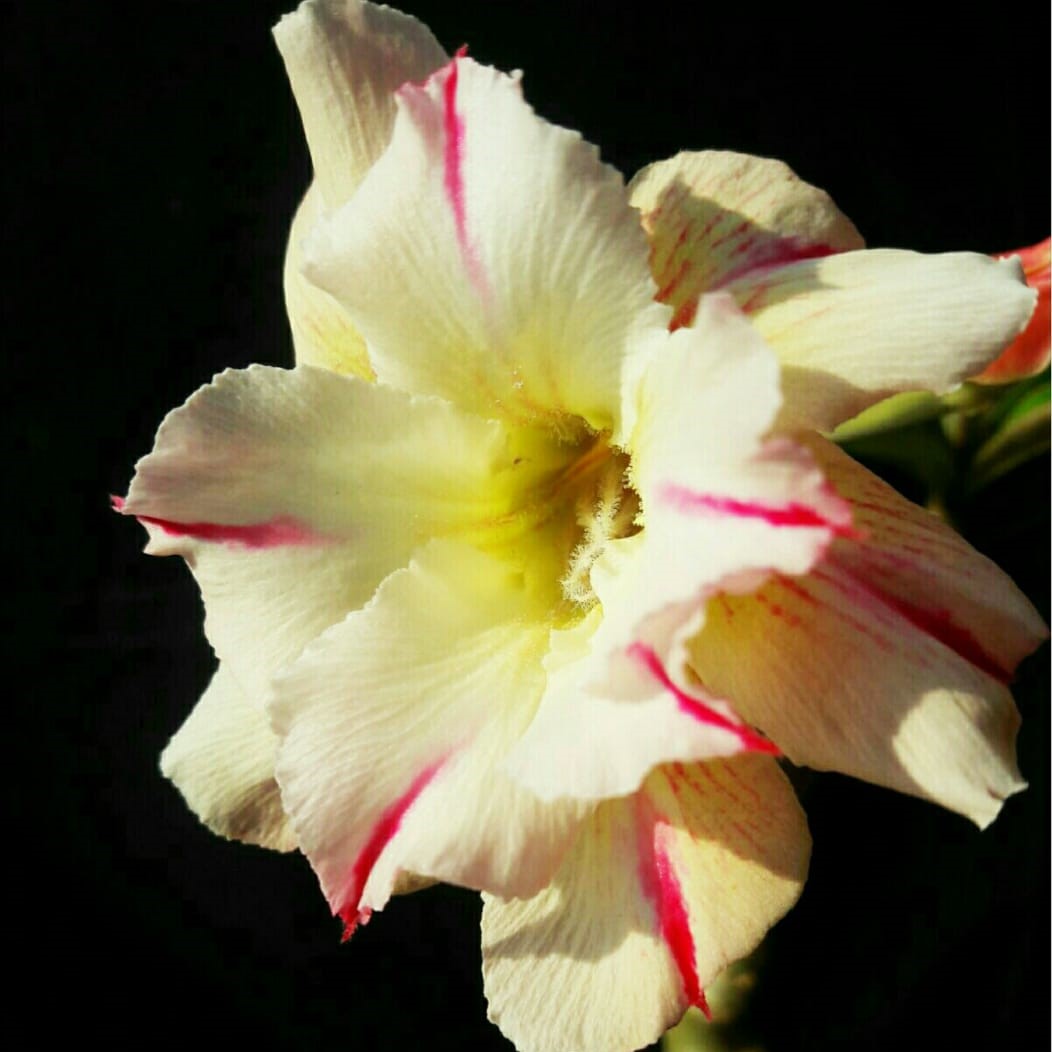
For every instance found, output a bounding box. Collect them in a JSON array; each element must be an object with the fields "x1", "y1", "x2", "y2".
[{"x1": 968, "y1": 393, "x2": 1051, "y2": 493}]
